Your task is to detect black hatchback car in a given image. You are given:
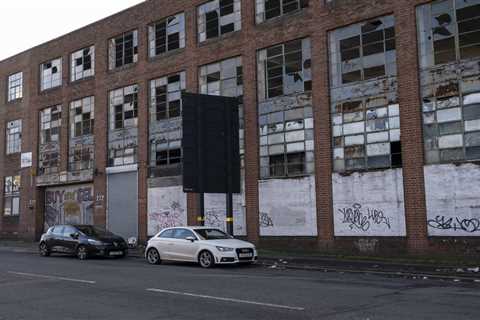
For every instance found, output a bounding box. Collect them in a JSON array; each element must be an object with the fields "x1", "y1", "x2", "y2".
[{"x1": 39, "y1": 225, "x2": 128, "y2": 260}]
